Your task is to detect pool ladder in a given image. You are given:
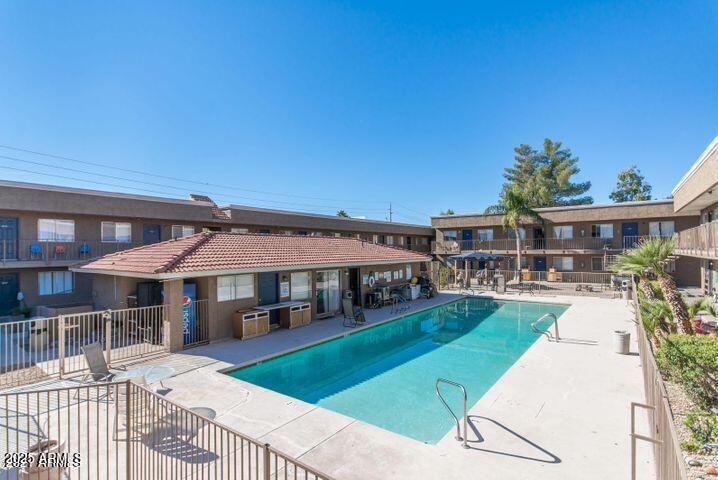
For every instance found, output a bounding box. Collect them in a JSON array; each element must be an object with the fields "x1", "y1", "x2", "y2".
[
  {"x1": 531, "y1": 313, "x2": 559, "y2": 342},
  {"x1": 435, "y1": 378, "x2": 469, "y2": 449}
]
